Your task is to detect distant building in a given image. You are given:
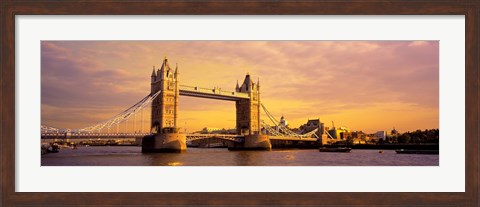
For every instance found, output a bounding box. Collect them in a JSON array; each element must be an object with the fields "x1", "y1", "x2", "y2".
[
  {"x1": 279, "y1": 116, "x2": 288, "y2": 127},
  {"x1": 211, "y1": 128, "x2": 237, "y2": 134},
  {"x1": 390, "y1": 127, "x2": 399, "y2": 136},
  {"x1": 375, "y1": 131, "x2": 387, "y2": 140},
  {"x1": 201, "y1": 127, "x2": 221, "y2": 134},
  {"x1": 384, "y1": 127, "x2": 399, "y2": 137},
  {"x1": 301, "y1": 119, "x2": 320, "y2": 133},
  {"x1": 351, "y1": 131, "x2": 369, "y2": 144},
  {"x1": 199, "y1": 127, "x2": 237, "y2": 134},
  {"x1": 297, "y1": 118, "x2": 332, "y2": 145},
  {"x1": 328, "y1": 126, "x2": 350, "y2": 140}
]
